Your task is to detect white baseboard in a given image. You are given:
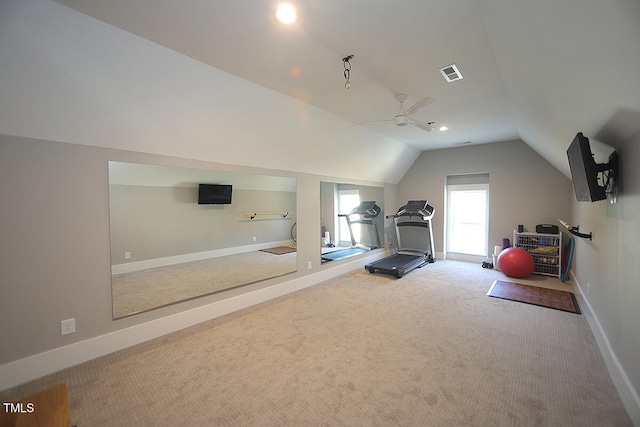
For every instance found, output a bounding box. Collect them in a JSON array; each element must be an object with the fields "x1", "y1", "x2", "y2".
[
  {"x1": 443, "y1": 252, "x2": 485, "y2": 263},
  {"x1": 571, "y1": 272, "x2": 640, "y2": 425},
  {"x1": 112, "y1": 240, "x2": 293, "y2": 274},
  {"x1": 0, "y1": 250, "x2": 386, "y2": 392}
]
